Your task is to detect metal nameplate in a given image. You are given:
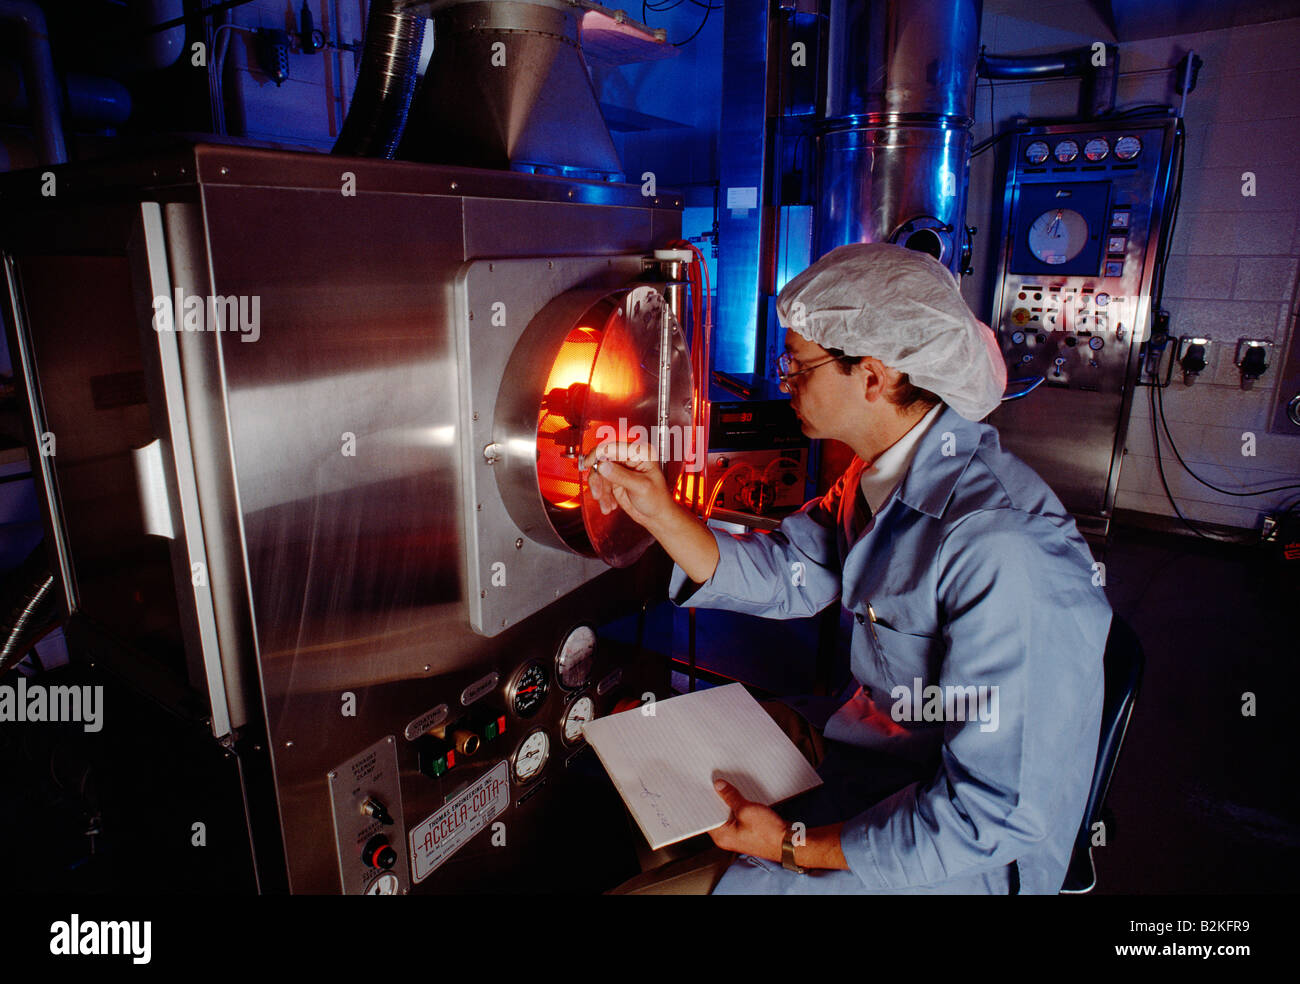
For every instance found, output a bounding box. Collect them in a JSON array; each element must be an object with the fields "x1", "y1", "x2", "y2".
[
  {"x1": 409, "y1": 760, "x2": 510, "y2": 883},
  {"x1": 461, "y1": 671, "x2": 499, "y2": 706},
  {"x1": 404, "y1": 704, "x2": 450, "y2": 742}
]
